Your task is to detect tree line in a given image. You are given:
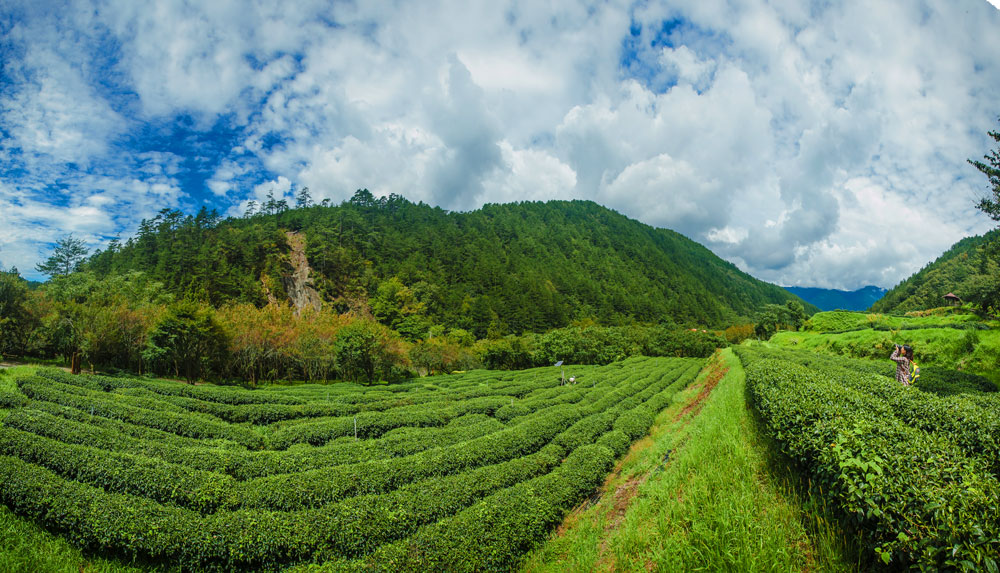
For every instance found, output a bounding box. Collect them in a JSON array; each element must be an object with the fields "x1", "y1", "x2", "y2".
[
  {"x1": 0, "y1": 188, "x2": 830, "y2": 384},
  {"x1": 0, "y1": 264, "x2": 755, "y2": 383}
]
